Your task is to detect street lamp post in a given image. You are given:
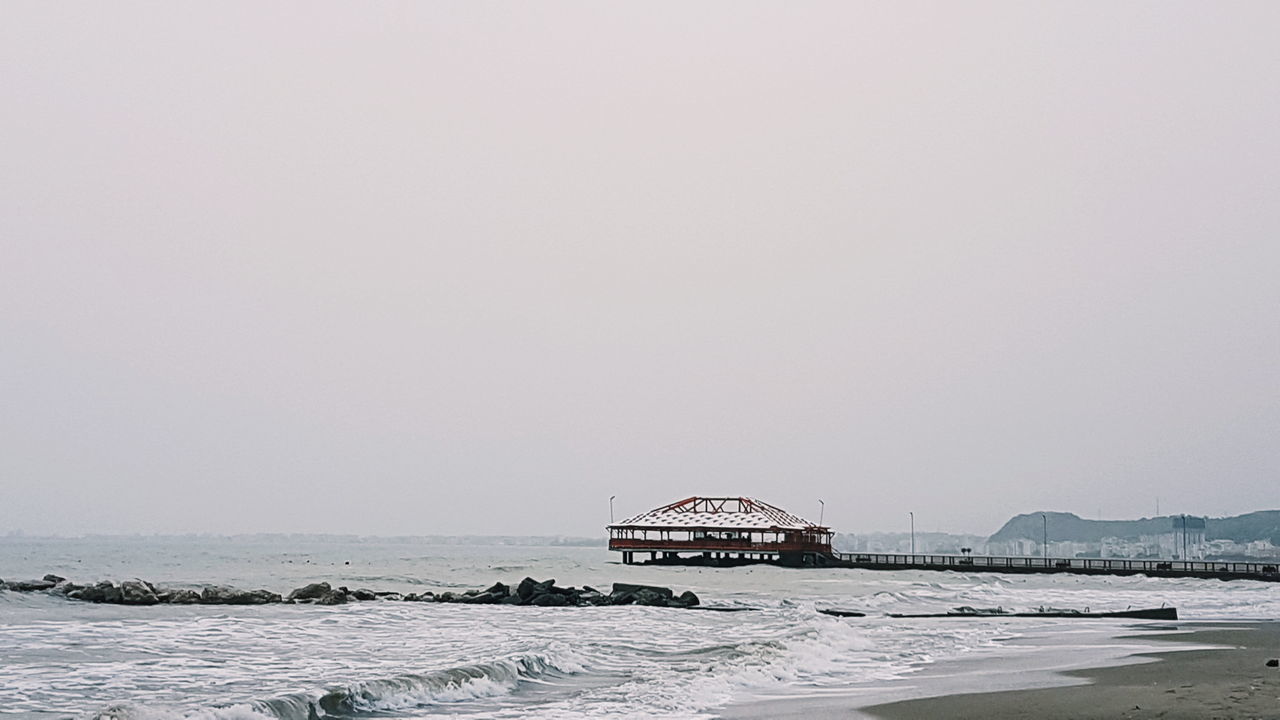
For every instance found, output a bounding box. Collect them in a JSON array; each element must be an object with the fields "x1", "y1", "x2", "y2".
[
  {"x1": 1042, "y1": 514, "x2": 1048, "y2": 563},
  {"x1": 609, "y1": 496, "x2": 616, "y2": 524},
  {"x1": 909, "y1": 511, "x2": 915, "y2": 556},
  {"x1": 1182, "y1": 514, "x2": 1188, "y2": 560},
  {"x1": 818, "y1": 499, "x2": 825, "y2": 526}
]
